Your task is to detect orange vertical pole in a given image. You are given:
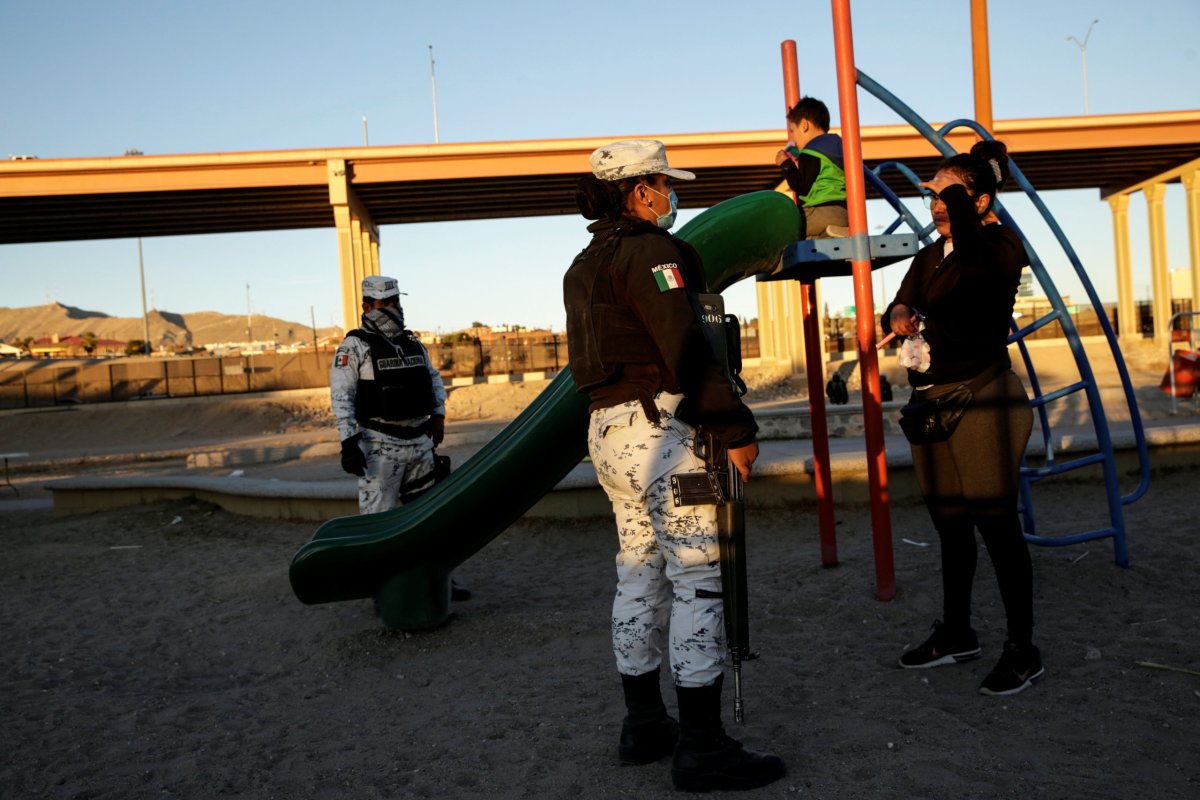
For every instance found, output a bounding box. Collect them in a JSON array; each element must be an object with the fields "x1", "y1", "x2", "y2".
[
  {"x1": 970, "y1": 0, "x2": 994, "y2": 133},
  {"x1": 830, "y1": 0, "x2": 896, "y2": 600},
  {"x1": 781, "y1": 40, "x2": 839, "y2": 568},
  {"x1": 781, "y1": 40, "x2": 800, "y2": 111}
]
